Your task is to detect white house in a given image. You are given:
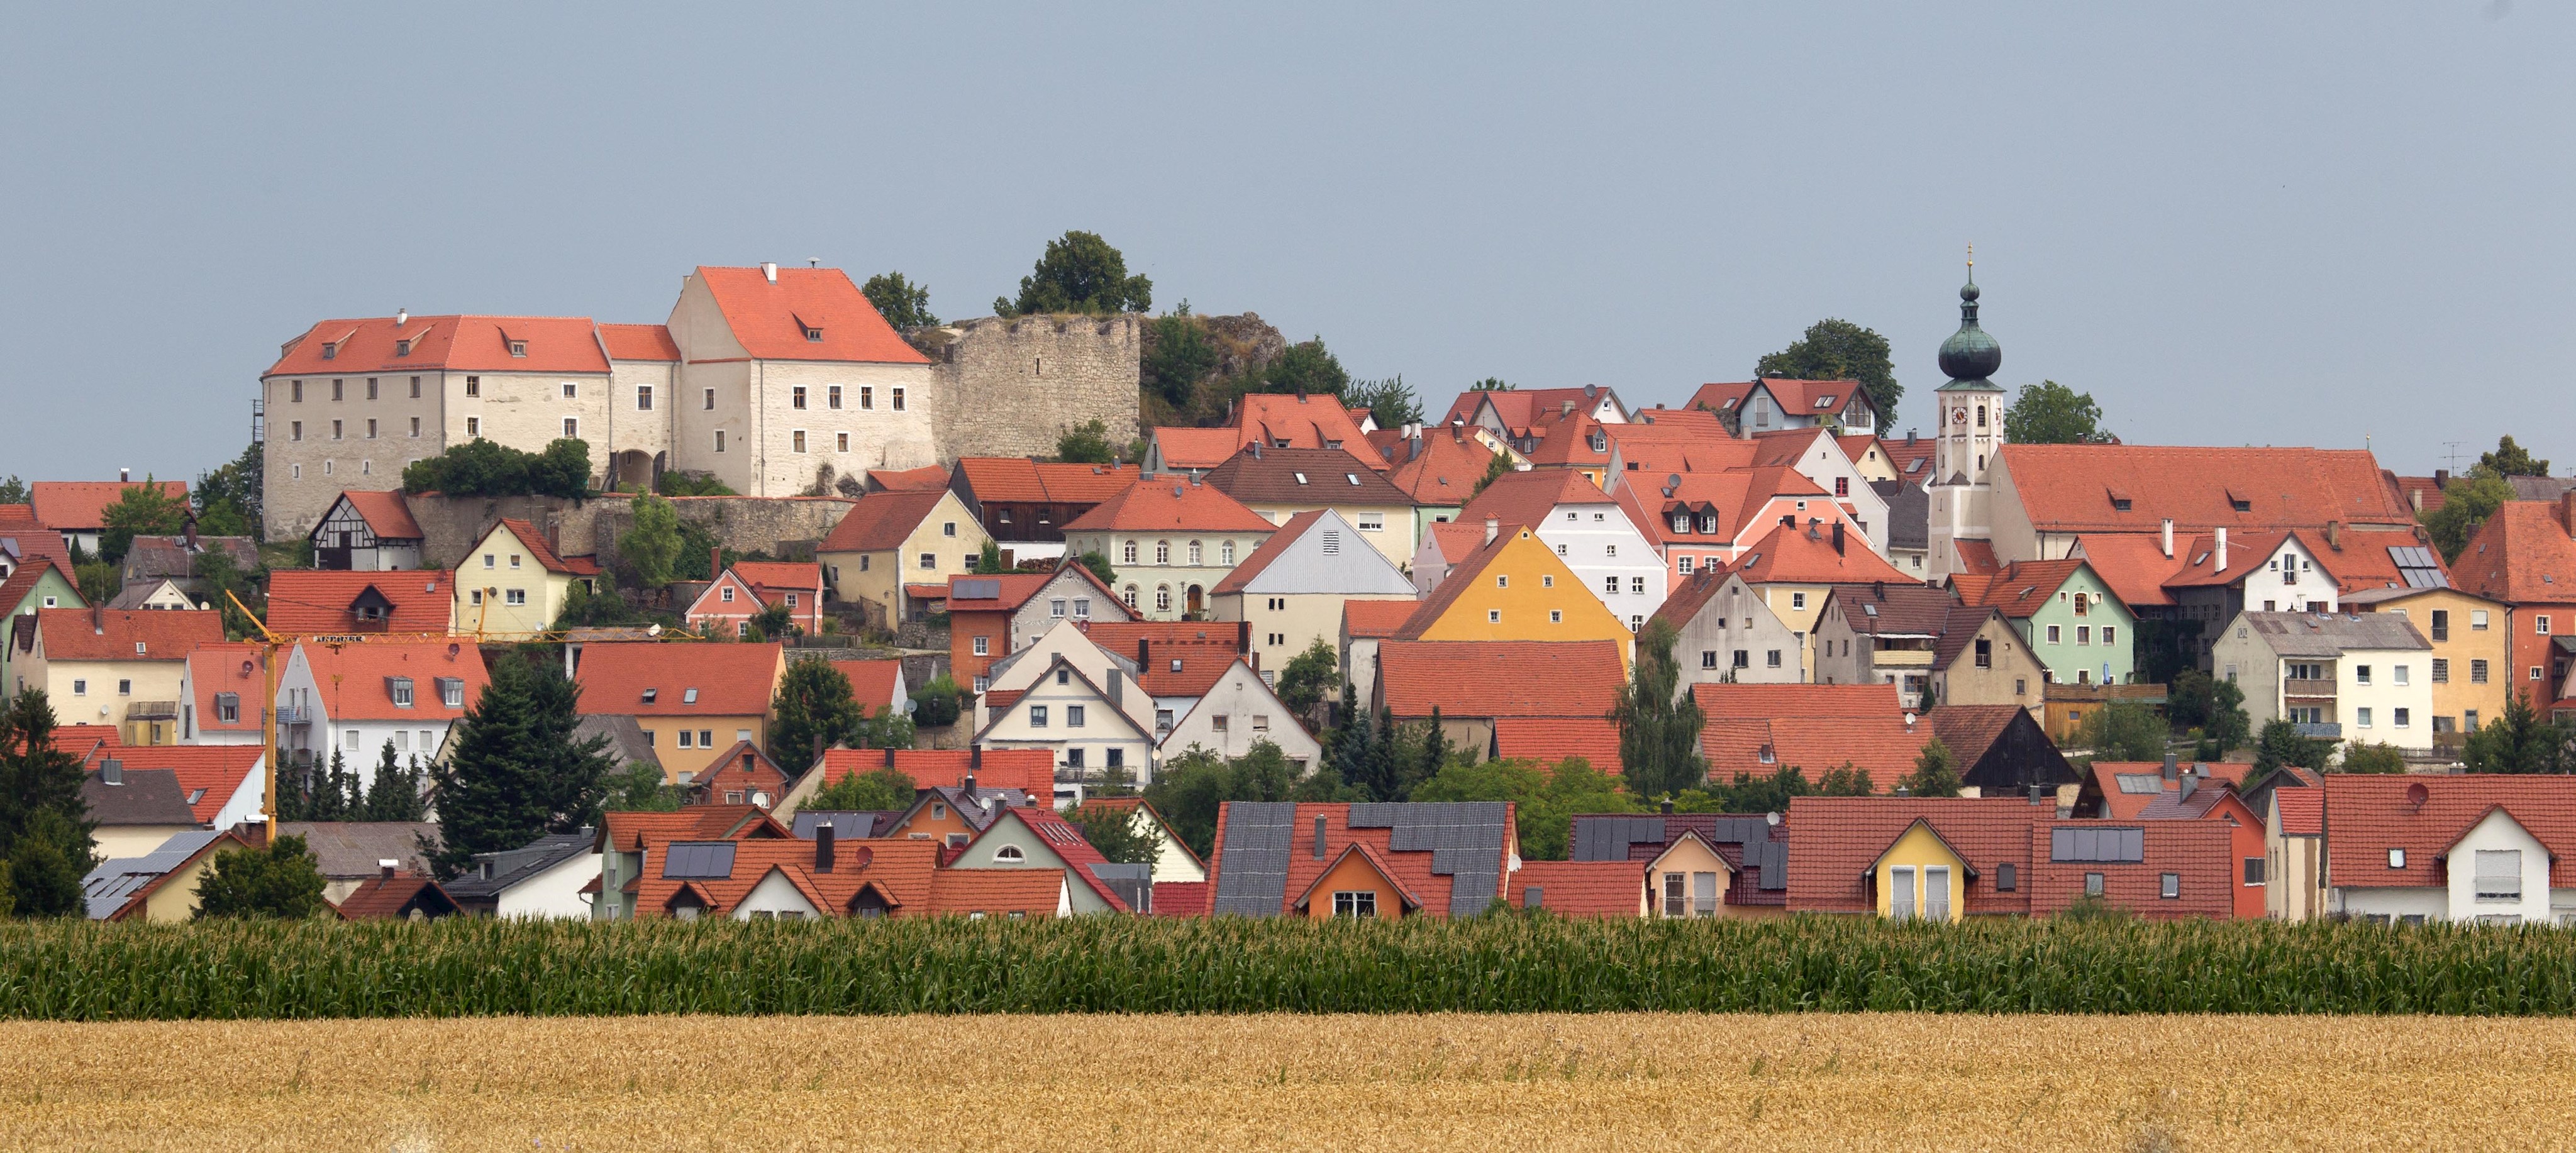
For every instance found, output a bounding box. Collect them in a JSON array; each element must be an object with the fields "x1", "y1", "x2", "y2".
[
  {"x1": 308, "y1": 491, "x2": 425, "y2": 571},
  {"x1": 2325, "y1": 775, "x2": 2576, "y2": 926},
  {"x1": 2211, "y1": 611, "x2": 2435, "y2": 754},
  {"x1": 1460, "y1": 470, "x2": 1666, "y2": 631},
  {"x1": 1209, "y1": 509, "x2": 1417, "y2": 681},
  {"x1": 1158, "y1": 658, "x2": 1324, "y2": 775},
  {"x1": 975, "y1": 617, "x2": 1147, "y2": 732},
  {"x1": 447, "y1": 830, "x2": 599, "y2": 919},
  {"x1": 974, "y1": 653, "x2": 1158, "y2": 788},
  {"x1": 277, "y1": 640, "x2": 491, "y2": 770}
]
